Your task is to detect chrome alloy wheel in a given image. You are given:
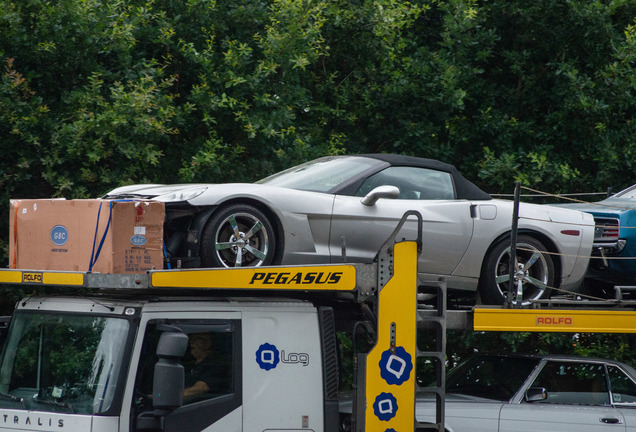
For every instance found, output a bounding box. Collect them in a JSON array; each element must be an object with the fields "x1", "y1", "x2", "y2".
[
  {"x1": 214, "y1": 212, "x2": 270, "y2": 267},
  {"x1": 492, "y1": 241, "x2": 551, "y2": 304}
]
